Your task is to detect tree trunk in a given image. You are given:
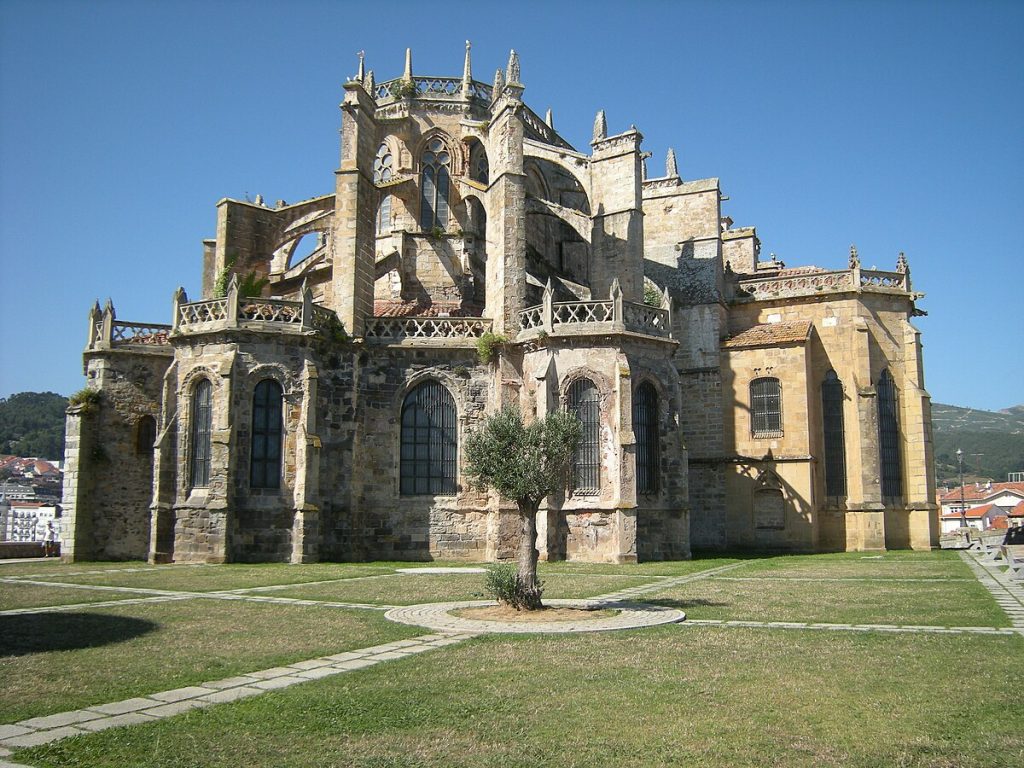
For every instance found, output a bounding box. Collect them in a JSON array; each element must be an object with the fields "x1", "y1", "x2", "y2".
[{"x1": 516, "y1": 499, "x2": 543, "y2": 609}]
